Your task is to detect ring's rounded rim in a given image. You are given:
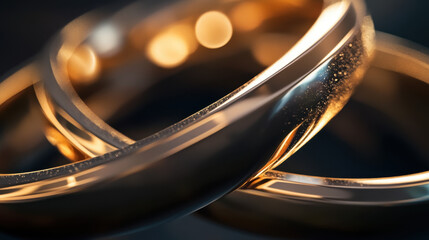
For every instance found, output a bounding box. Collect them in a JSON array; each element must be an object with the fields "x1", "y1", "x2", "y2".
[
  {"x1": 38, "y1": 0, "x2": 366, "y2": 156},
  {"x1": 0, "y1": 1, "x2": 373, "y2": 236},
  {"x1": 0, "y1": 0, "x2": 365, "y2": 191},
  {"x1": 0, "y1": 0, "x2": 370, "y2": 202},
  {"x1": 235, "y1": 32, "x2": 429, "y2": 206}
]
